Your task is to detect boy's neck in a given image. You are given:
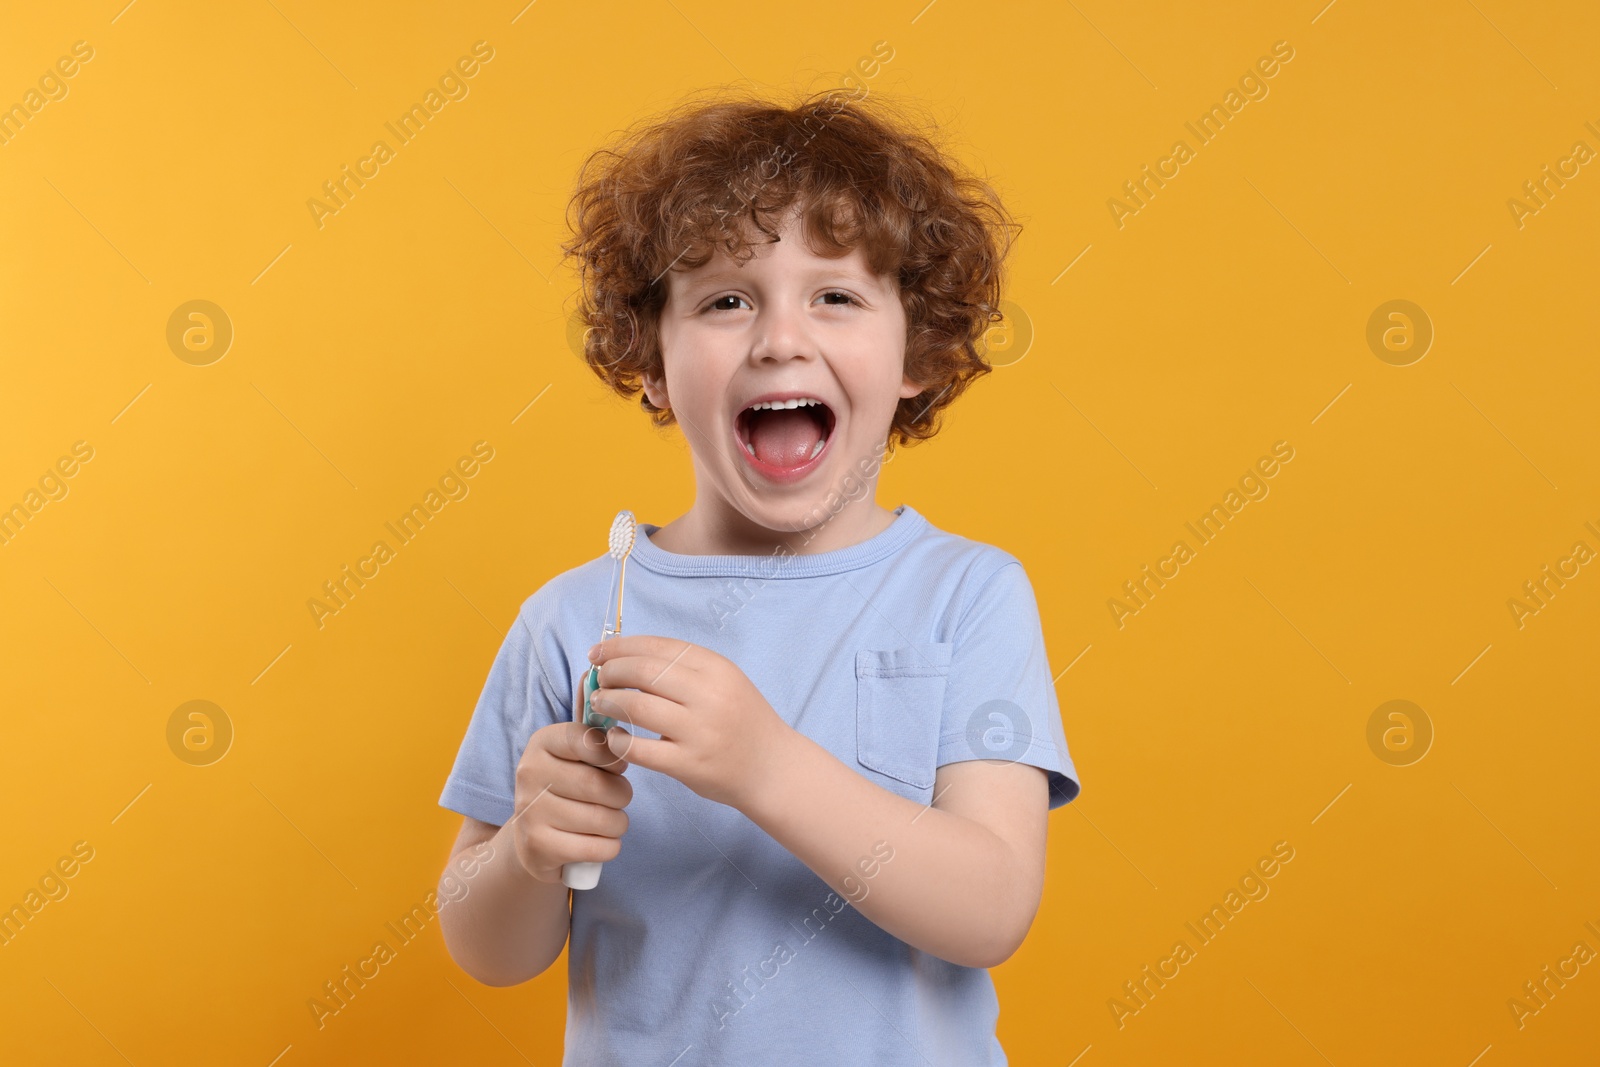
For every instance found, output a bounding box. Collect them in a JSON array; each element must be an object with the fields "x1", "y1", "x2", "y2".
[{"x1": 648, "y1": 499, "x2": 901, "y2": 557}]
